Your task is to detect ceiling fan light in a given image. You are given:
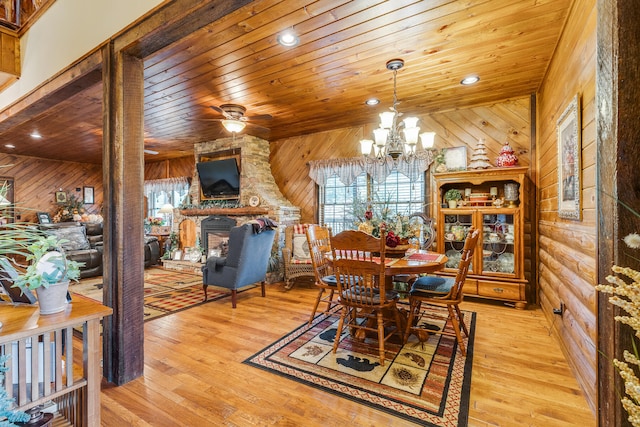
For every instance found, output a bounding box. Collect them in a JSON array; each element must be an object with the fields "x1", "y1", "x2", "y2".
[{"x1": 222, "y1": 119, "x2": 246, "y2": 133}]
